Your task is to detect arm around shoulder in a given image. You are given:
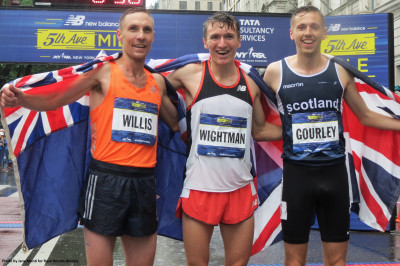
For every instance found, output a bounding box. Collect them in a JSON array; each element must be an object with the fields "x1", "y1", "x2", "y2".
[
  {"x1": 153, "y1": 73, "x2": 179, "y2": 132},
  {"x1": 249, "y1": 78, "x2": 282, "y2": 141}
]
